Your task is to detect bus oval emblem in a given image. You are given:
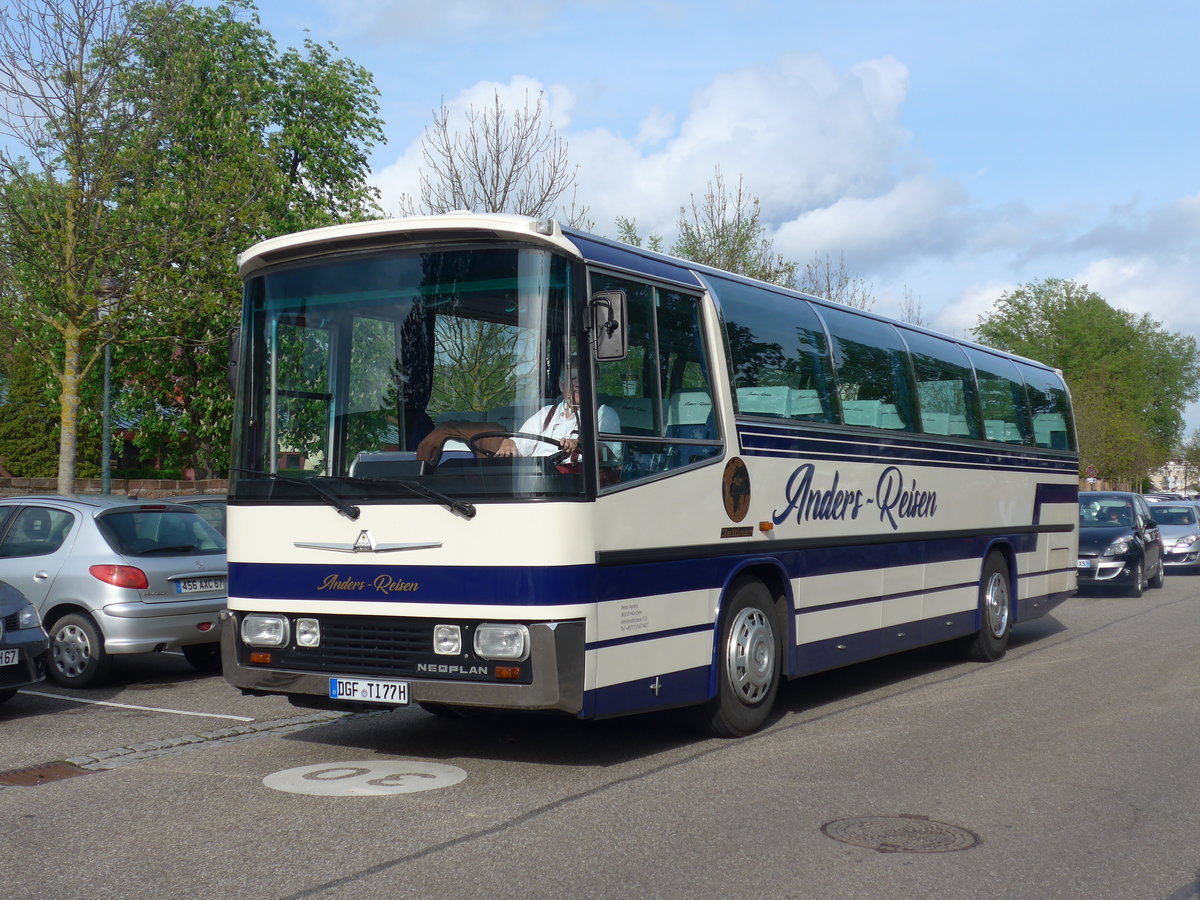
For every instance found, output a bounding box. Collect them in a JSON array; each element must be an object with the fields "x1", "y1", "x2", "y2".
[{"x1": 722, "y1": 457, "x2": 751, "y2": 522}]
